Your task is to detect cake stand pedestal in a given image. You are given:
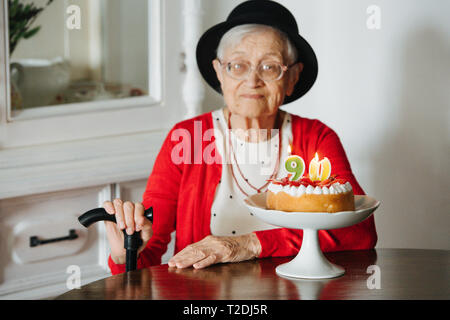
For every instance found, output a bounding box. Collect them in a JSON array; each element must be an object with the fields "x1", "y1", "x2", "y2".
[
  {"x1": 276, "y1": 228, "x2": 344, "y2": 279},
  {"x1": 244, "y1": 194, "x2": 380, "y2": 280}
]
